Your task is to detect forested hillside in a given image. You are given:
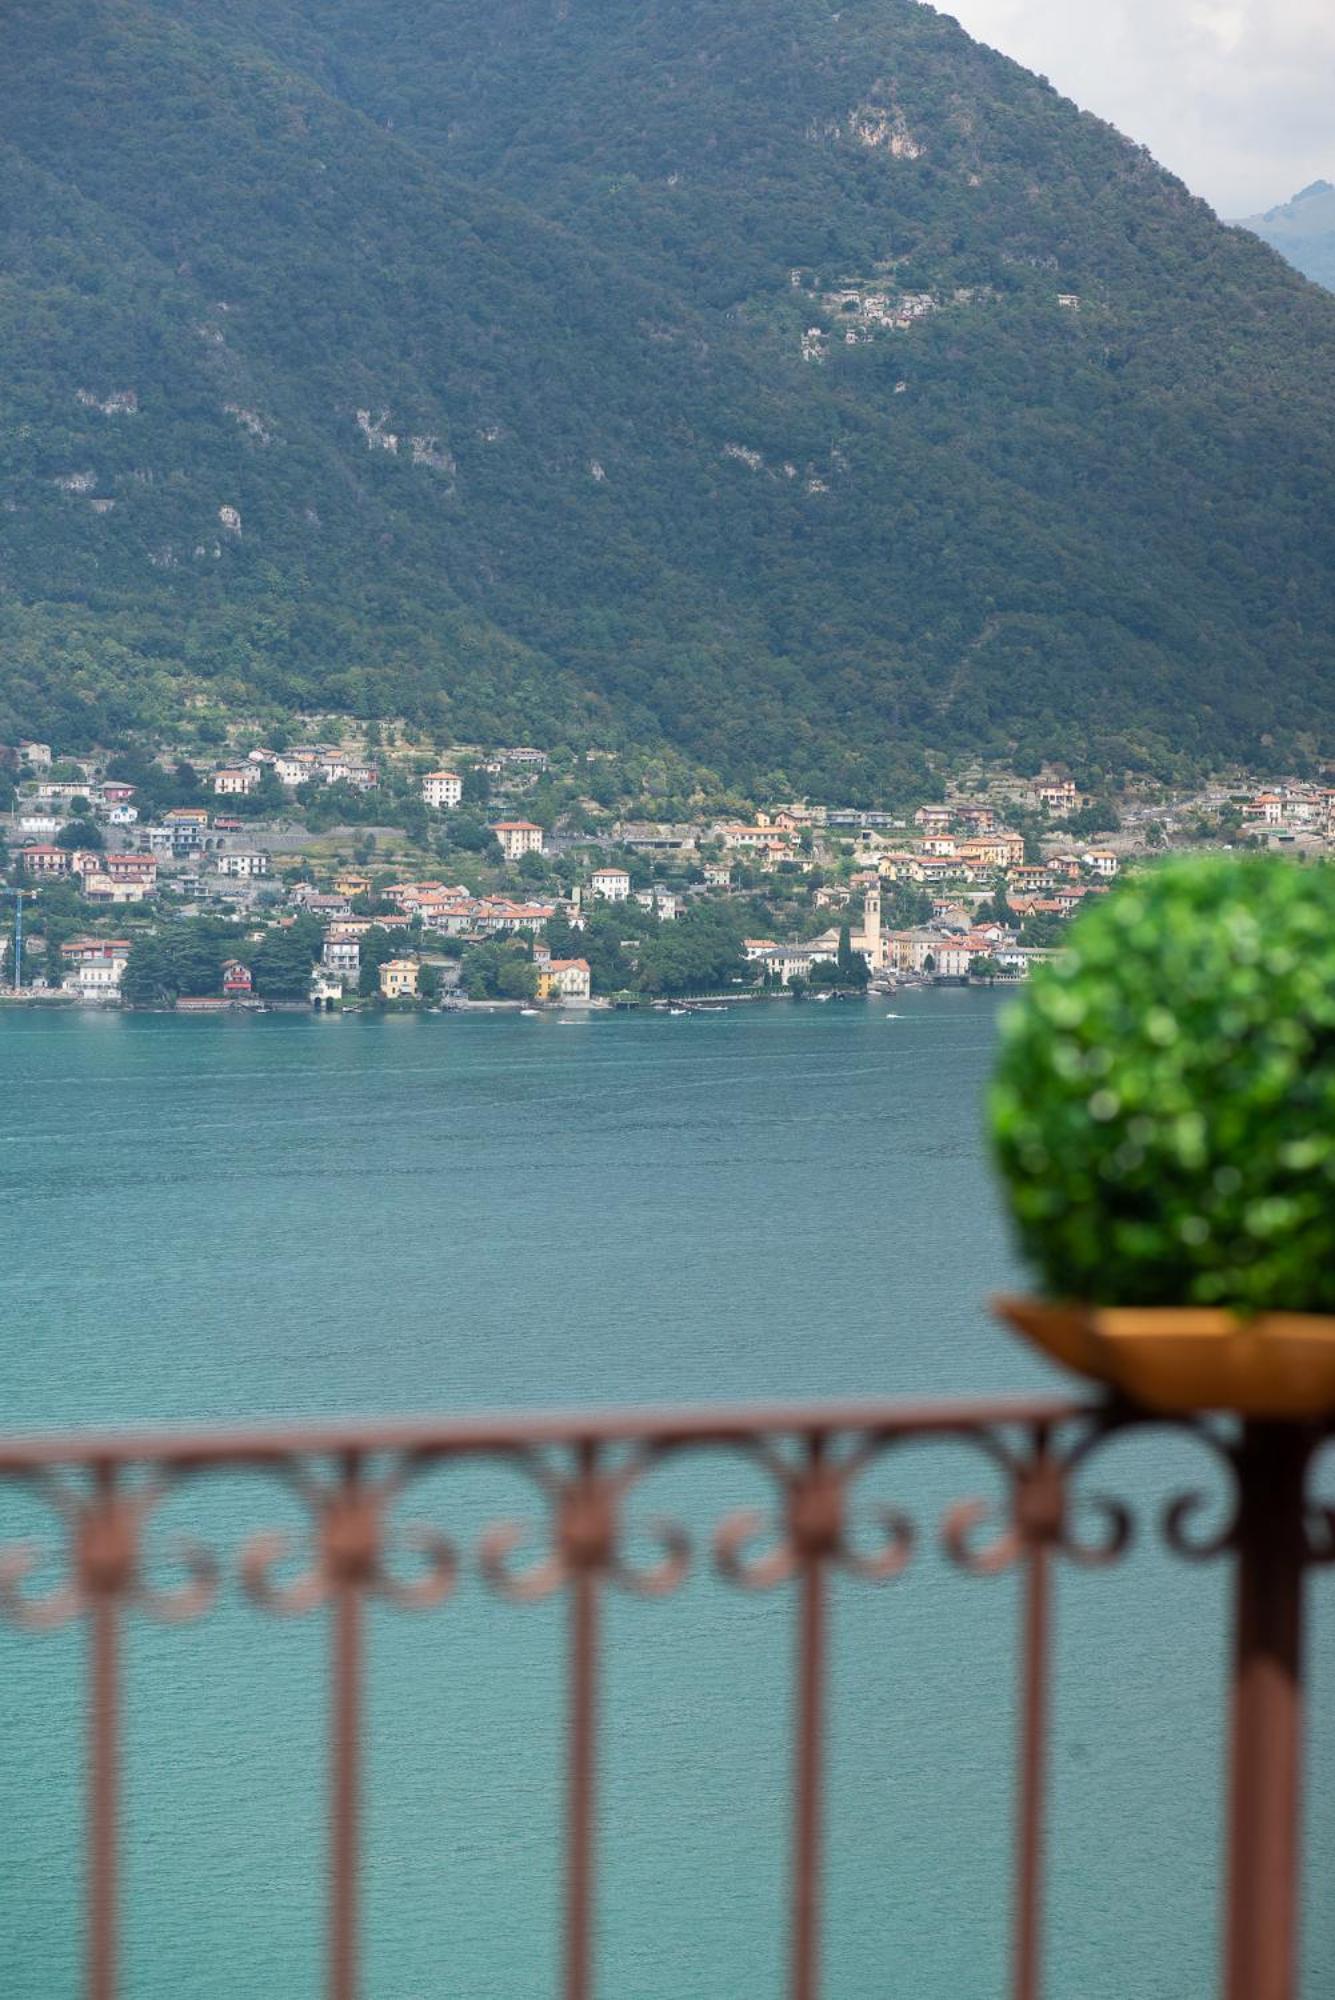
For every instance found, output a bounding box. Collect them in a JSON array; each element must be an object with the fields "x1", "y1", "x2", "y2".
[{"x1": 3, "y1": 0, "x2": 1334, "y2": 796}]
